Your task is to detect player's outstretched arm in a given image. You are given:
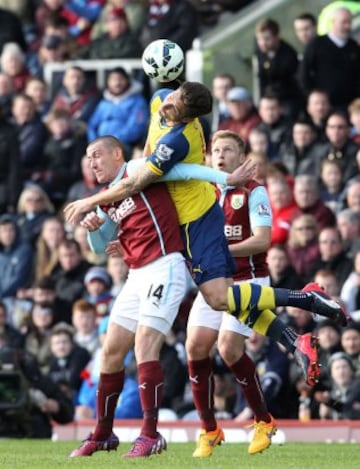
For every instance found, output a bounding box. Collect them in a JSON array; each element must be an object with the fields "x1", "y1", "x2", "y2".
[
  {"x1": 127, "y1": 160, "x2": 254, "y2": 186},
  {"x1": 64, "y1": 162, "x2": 159, "y2": 224}
]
